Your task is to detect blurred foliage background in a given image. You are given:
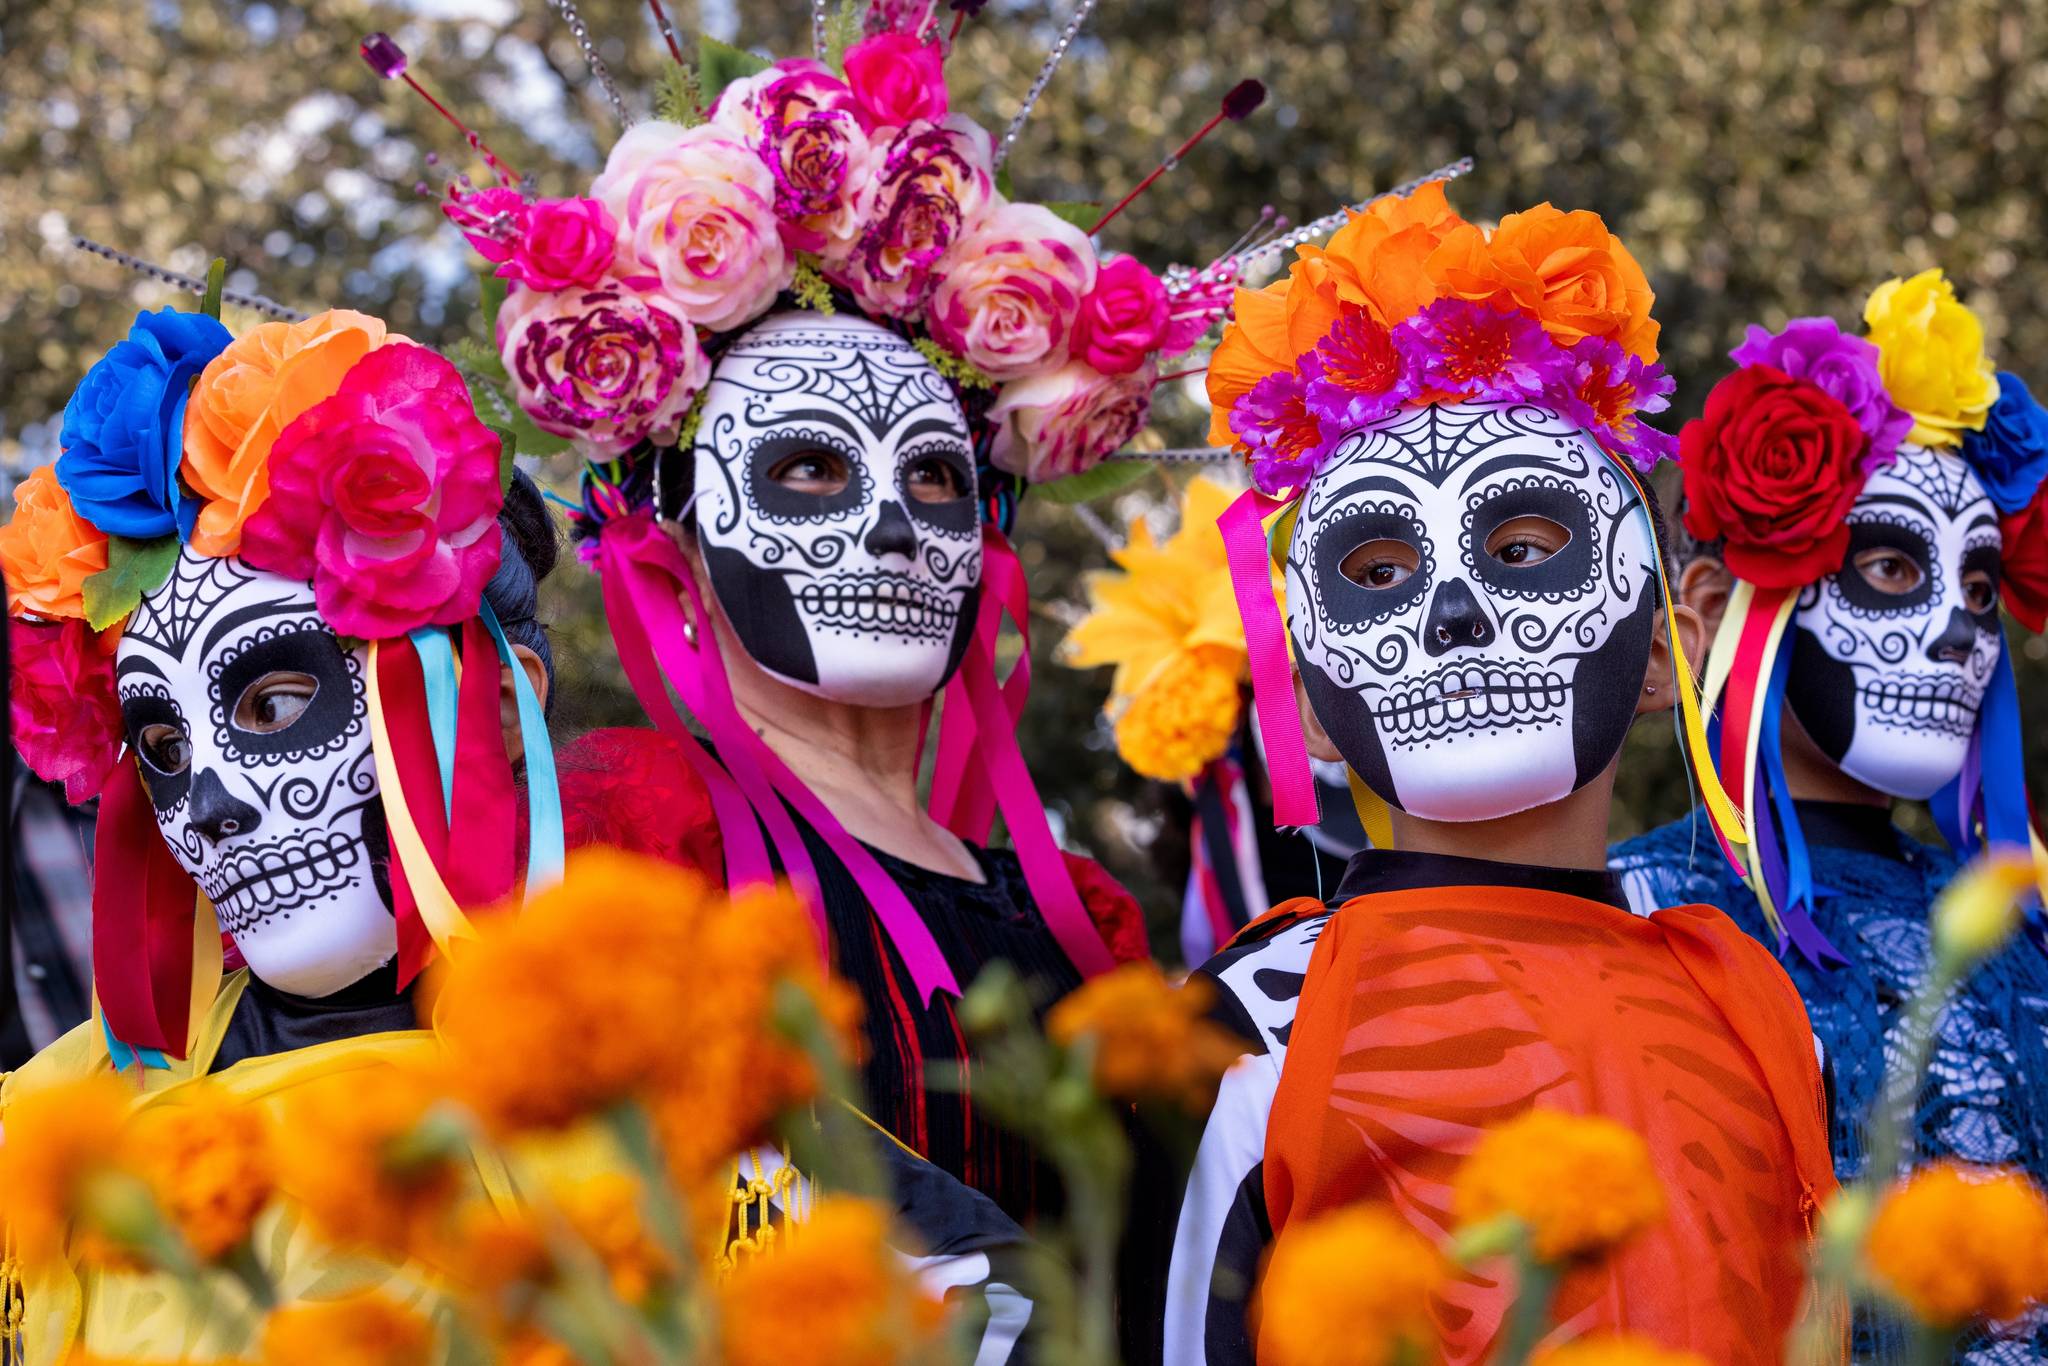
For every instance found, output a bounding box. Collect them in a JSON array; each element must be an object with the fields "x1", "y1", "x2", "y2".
[{"x1": 4, "y1": 0, "x2": 2046, "y2": 957}]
